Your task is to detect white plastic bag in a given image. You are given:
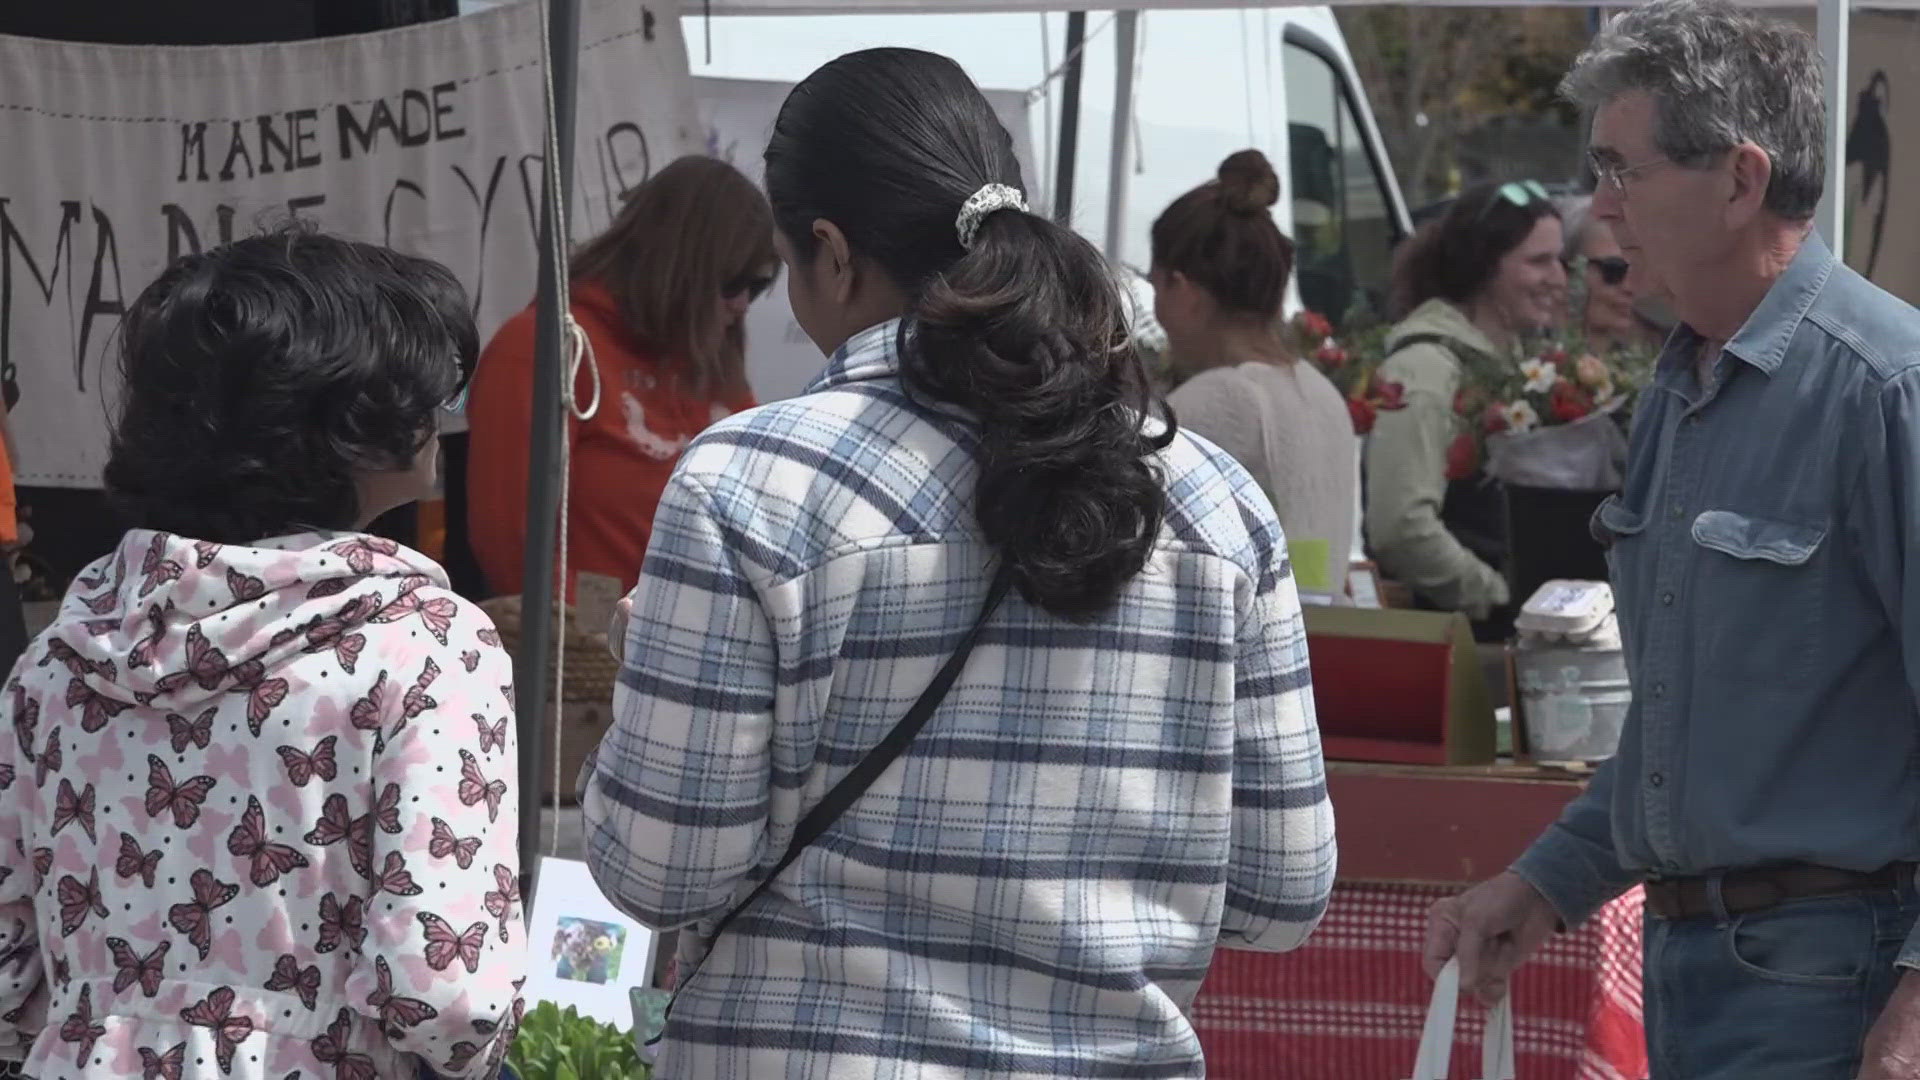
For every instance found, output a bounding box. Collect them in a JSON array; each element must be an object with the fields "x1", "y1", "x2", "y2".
[
  {"x1": 1484, "y1": 408, "x2": 1629, "y2": 491},
  {"x1": 1406, "y1": 958, "x2": 1516, "y2": 1080}
]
